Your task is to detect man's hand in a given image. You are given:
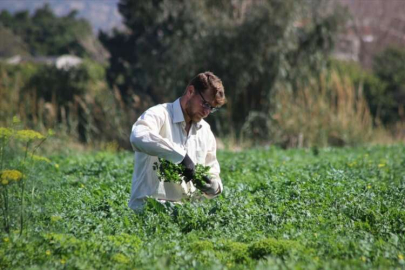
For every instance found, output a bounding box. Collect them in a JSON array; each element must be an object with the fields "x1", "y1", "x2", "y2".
[
  {"x1": 180, "y1": 154, "x2": 195, "y2": 182},
  {"x1": 195, "y1": 175, "x2": 220, "y2": 196}
]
